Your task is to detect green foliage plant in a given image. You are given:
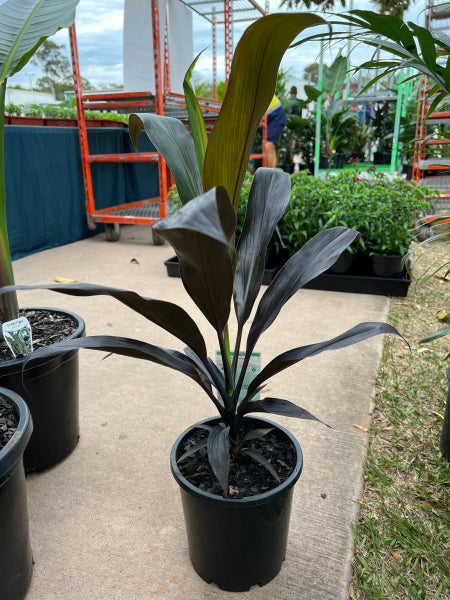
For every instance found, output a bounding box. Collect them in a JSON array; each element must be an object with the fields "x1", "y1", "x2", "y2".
[
  {"x1": 280, "y1": 170, "x2": 434, "y2": 257},
  {"x1": 0, "y1": 0, "x2": 79, "y2": 326},
  {"x1": 1, "y1": 13, "x2": 403, "y2": 496}
]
